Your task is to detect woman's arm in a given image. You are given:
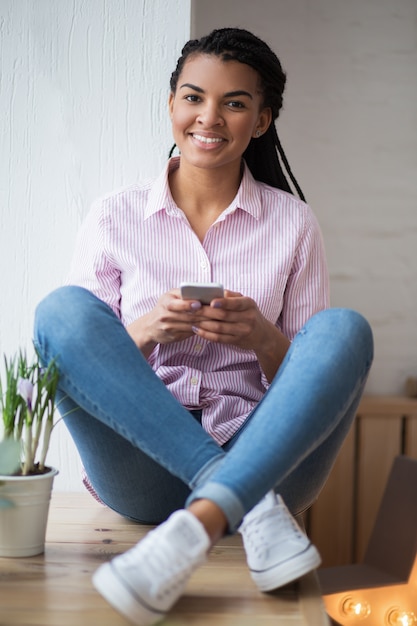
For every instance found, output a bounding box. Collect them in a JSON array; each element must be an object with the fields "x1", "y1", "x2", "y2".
[
  {"x1": 250, "y1": 317, "x2": 291, "y2": 383},
  {"x1": 66, "y1": 200, "x2": 122, "y2": 318}
]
